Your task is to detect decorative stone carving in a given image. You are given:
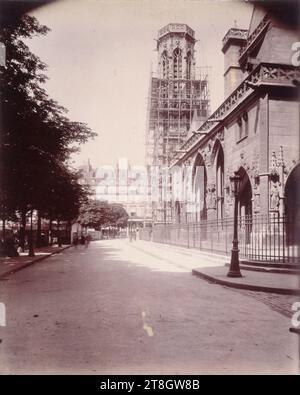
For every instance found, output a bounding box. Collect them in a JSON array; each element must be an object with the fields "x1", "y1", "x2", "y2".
[
  {"x1": 224, "y1": 181, "x2": 232, "y2": 217},
  {"x1": 250, "y1": 152, "x2": 260, "y2": 187},
  {"x1": 171, "y1": 63, "x2": 300, "y2": 170},
  {"x1": 270, "y1": 146, "x2": 287, "y2": 179},
  {"x1": 209, "y1": 132, "x2": 225, "y2": 165},
  {"x1": 217, "y1": 129, "x2": 224, "y2": 142},
  {"x1": 285, "y1": 158, "x2": 299, "y2": 180},
  {"x1": 253, "y1": 193, "x2": 260, "y2": 213},
  {"x1": 197, "y1": 148, "x2": 208, "y2": 167},
  {"x1": 237, "y1": 152, "x2": 251, "y2": 175},
  {"x1": 270, "y1": 151, "x2": 280, "y2": 176},
  {"x1": 270, "y1": 181, "x2": 281, "y2": 211},
  {"x1": 206, "y1": 183, "x2": 216, "y2": 210}
]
